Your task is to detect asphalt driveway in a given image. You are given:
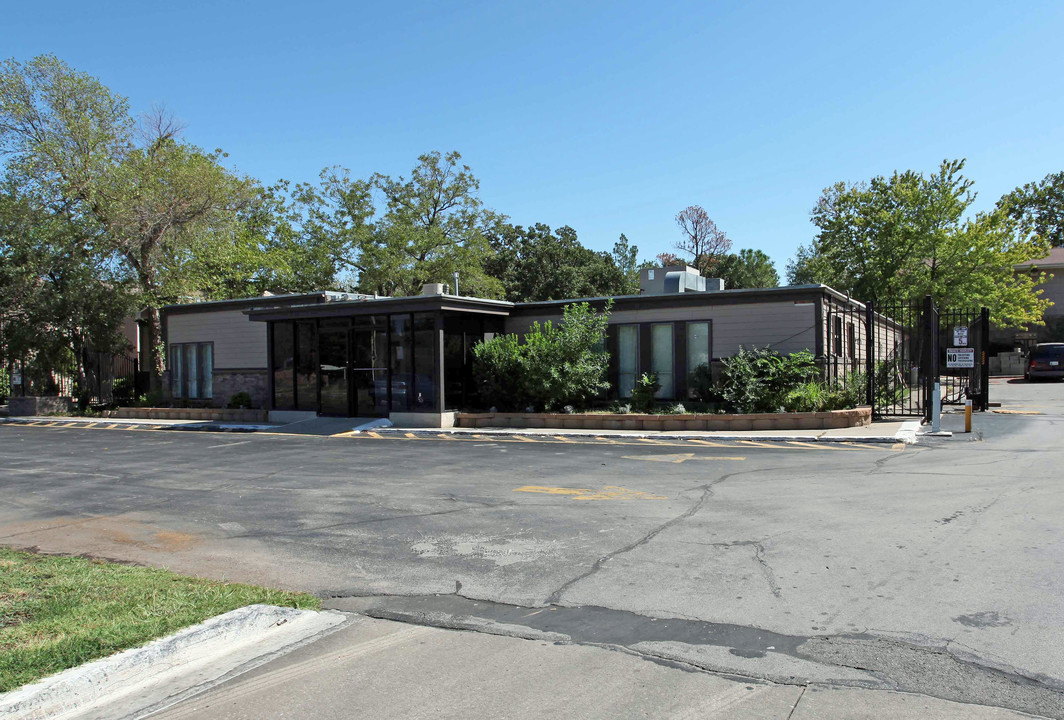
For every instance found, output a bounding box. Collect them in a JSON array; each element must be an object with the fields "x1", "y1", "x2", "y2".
[{"x1": 1, "y1": 377, "x2": 1062, "y2": 716}]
